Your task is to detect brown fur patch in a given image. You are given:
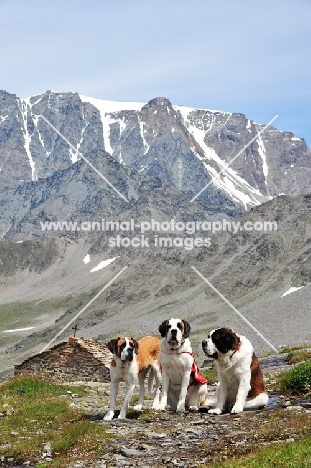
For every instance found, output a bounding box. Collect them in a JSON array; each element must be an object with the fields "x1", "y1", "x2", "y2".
[
  {"x1": 231, "y1": 331, "x2": 241, "y2": 353},
  {"x1": 248, "y1": 352, "x2": 265, "y2": 398},
  {"x1": 115, "y1": 337, "x2": 126, "y2": 358},
  {"x1": 135, "y1": 336, "x2": 161, "y2": 373},
  {"x1": 111, "y1": 359, "x2": 116, "y2": 368}
]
